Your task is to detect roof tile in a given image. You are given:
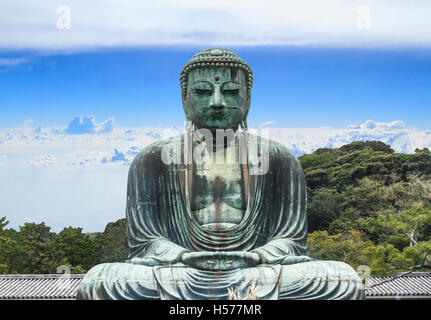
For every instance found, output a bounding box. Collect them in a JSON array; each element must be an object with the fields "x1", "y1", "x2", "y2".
[
  {"x1": 0, "y1": 274, "x2": 84, "y2": 299},
  {"x1": 365, "y1": 273, "x2": 431, "y2": 296},
  {"x1": 1, "y1": 272, "x2": 430, "y2": 299}
]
